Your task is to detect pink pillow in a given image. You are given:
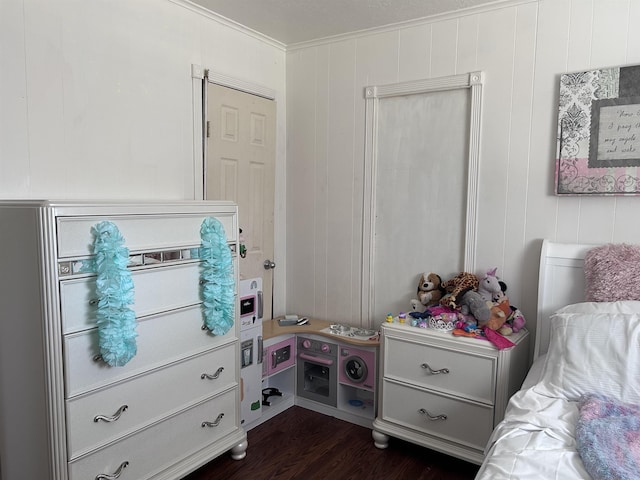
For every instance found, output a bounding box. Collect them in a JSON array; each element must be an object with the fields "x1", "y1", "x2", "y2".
[{"x1": 584, "y1": 243, "x2": 640, "y2": 302}]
